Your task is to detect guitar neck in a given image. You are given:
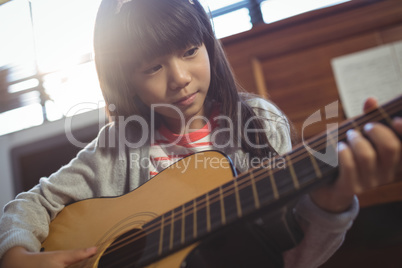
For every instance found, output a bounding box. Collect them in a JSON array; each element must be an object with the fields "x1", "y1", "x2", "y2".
[
  {"x1": 271, "y1": 95, "x2": 402, "y2": 204},
  {"x1": 114, "y1": 95, "x2": 402, "y2": 267}
]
